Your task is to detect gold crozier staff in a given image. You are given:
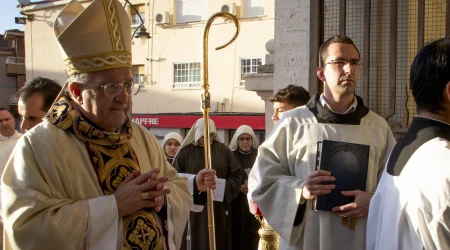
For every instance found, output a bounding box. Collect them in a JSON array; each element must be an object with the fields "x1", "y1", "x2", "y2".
[{"x1": 201, "y1": 12, "x2": 240, "y2": 250}]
